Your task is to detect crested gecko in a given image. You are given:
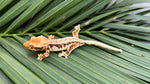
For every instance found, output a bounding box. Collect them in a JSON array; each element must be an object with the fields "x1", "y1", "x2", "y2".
[{"x1": 24, "y1": 24, "x2": 122, "y2": 60}]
